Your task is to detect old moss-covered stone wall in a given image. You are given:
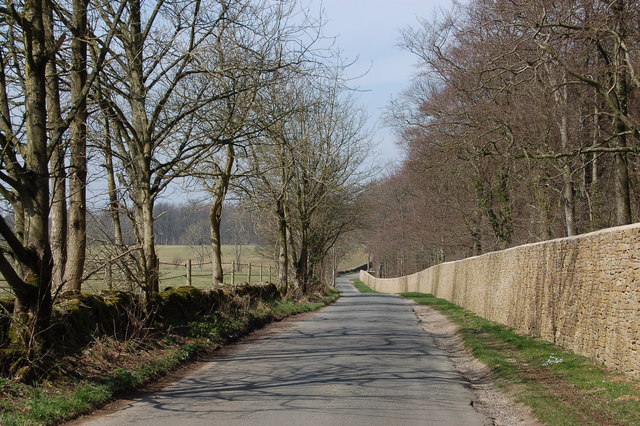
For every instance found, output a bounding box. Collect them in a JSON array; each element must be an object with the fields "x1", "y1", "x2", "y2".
[
  {"x1": 360, "y1": 223, "x2": 640, "y2": 378},
  {"x1": 1, "y1": 283, "x2": 281, "y2": 357}
]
